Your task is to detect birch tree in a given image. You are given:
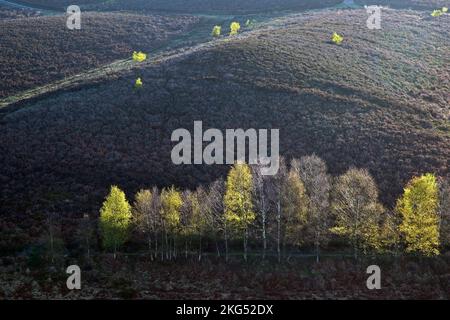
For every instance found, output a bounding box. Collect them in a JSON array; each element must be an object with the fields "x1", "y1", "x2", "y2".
[
  {"x1": 331, "y1": 168, "x2": 385, "y2": 259},
  {"x1": 251, "y1": 162, "x2": 271, "y2": 259},
  {"x1": 397, "y1": 173, "x2": 440, "y2": 256},
  {"x1": 281, "y1": 168, "x2": 309, "y2": 252},
  {"x1": 160, "y1": 186, "x2": 182, "y2": 260},
  {"x1": 203, "y1": 179, "x2": 226, "y2": 259},
  {"x1": 267, "y1": 158, "x2": 287, "y2": 262},
  {"x1": 132, "y1": 188, "x2": 161, "y2": 260},
  {"x1": 224, "y1": 162, "x2": 255, "y2": 261},
  {"x1": 99, "y1": 186, "x2": 132, "y2": 258},
  {"x1": 292, "y1": 155, "x2": 331, "y2": 262}
]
